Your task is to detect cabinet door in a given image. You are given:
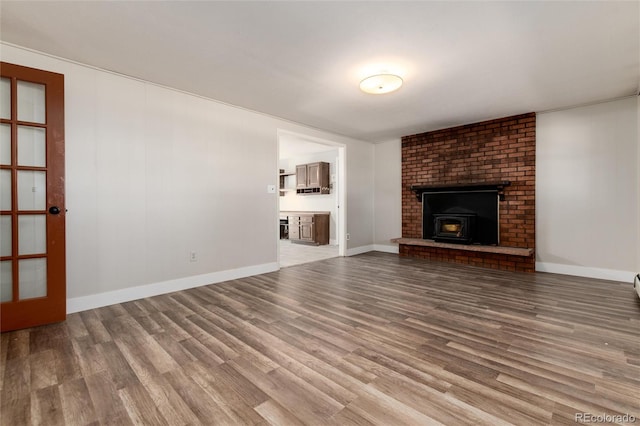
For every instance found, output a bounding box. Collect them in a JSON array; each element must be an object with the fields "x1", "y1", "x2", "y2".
[
  {"x1": 307, "y1": 163, "x2": 320, "y2": 187},
  {"x1": 288, "y1": 216, "x2": 300, "y2": 240},
  {"x1": 300, "y1": 223, "x2": 314, "y2": 241},
  {"x1": 289, "y1": 224, "x2": 300, "y2": 240},
  {"x1": 314, "y1": 214, "x2": 330, "y2": 245},
  {"x1": 296, "y1": 164, "x2": 307, "y2": 188}
]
